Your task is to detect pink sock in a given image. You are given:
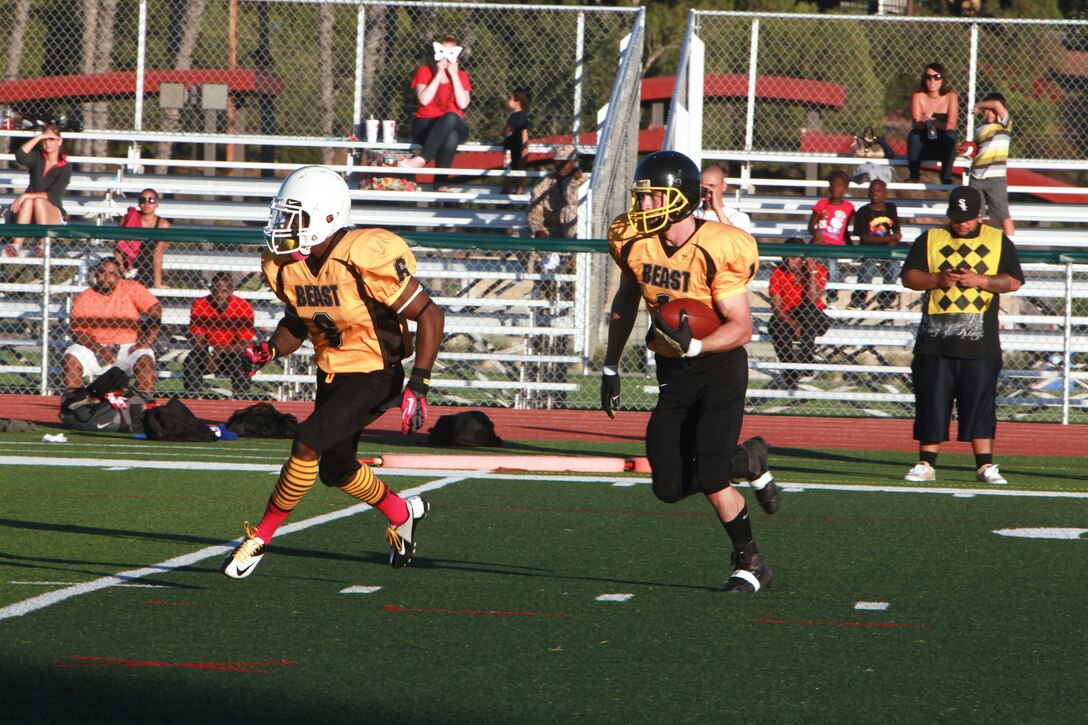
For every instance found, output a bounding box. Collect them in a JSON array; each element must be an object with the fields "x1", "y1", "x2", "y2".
[
  {"x1": 374, "y1": 488, "x2": 409, "y2": 526},
  {"x1": 255, "y1": 502, "x2": 291, "y2": 543}
]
